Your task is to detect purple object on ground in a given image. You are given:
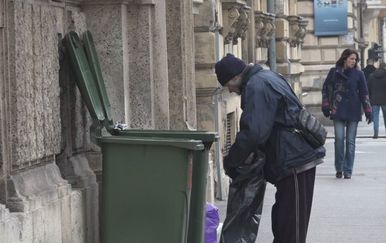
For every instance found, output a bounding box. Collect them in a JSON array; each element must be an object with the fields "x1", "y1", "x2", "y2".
[{"x1": 205, "y1": 203, "x2": 220, "y2": 243}]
